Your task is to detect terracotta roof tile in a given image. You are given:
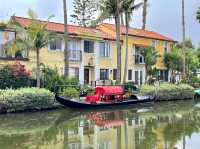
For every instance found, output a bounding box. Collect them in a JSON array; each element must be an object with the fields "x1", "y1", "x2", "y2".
[
  {"x1": 98, "y1": 23, "x2": 176, "y2": 42},
  {"x1": 12, "y1": 16, "x2": 116, "y2": 41}
]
